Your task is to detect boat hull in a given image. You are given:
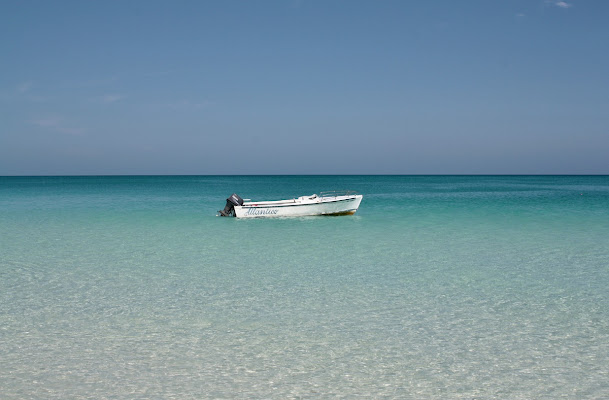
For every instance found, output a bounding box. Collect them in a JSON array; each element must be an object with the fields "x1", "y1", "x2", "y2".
[{"x1": 233, "y1": 194, "x2": 362, "y2": 218}]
